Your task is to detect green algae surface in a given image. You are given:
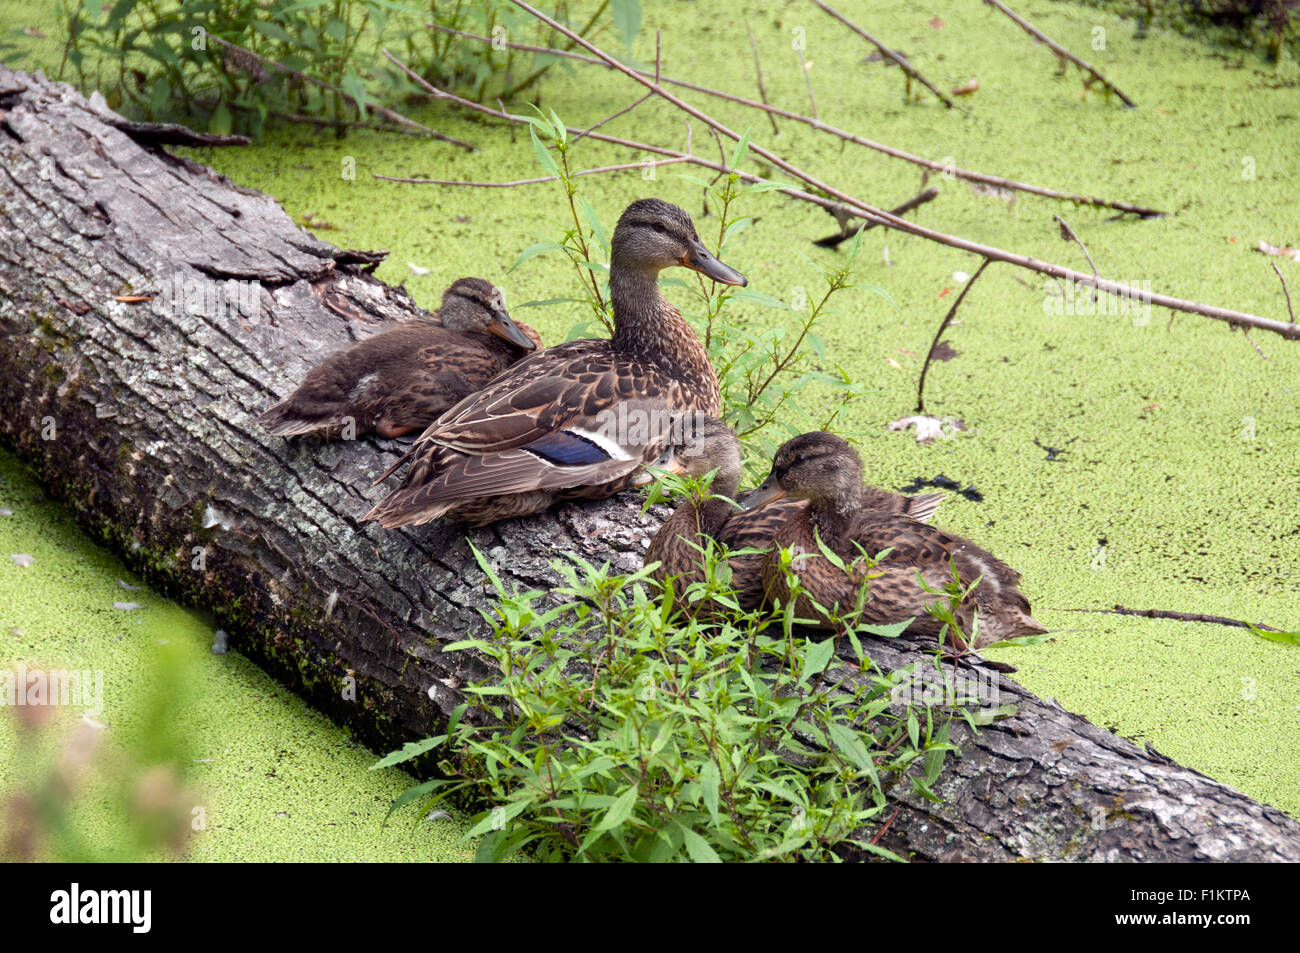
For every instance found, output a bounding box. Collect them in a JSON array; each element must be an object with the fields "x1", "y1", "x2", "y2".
[
  {"x1": 0, "y1": 452, "x2": 476, "y2": 861},
  {"x1": 2, "y1": 0, "x2": 1299, "y2": 844}
]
